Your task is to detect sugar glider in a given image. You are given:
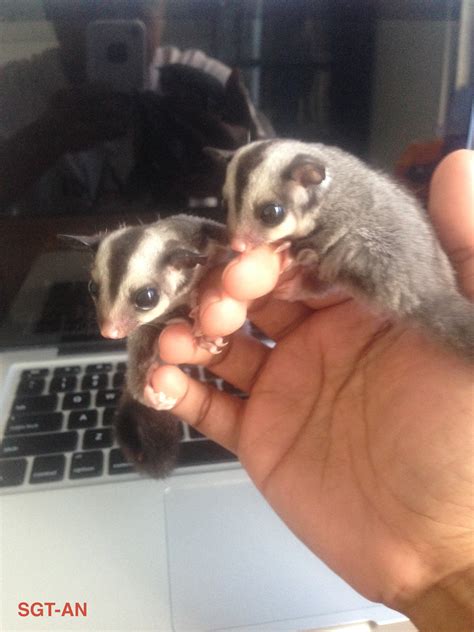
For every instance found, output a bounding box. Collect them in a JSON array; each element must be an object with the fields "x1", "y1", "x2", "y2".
[
  {"x1": 67, "y1": 215, "x2": 230, "y2": 476},
  {"x1": 219, "y1": 139, "x2": 473, "y2": 359}
]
